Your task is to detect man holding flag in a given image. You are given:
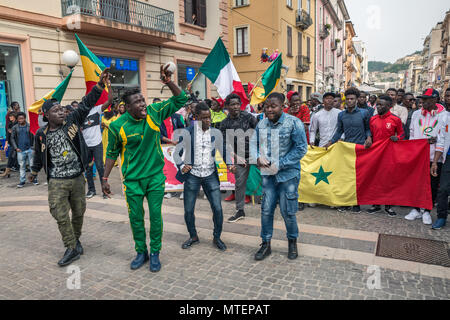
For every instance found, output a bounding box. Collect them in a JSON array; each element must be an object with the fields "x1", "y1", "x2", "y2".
[{"x1": 29, "y1": 68, "x2": 110, "y2": 267}]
